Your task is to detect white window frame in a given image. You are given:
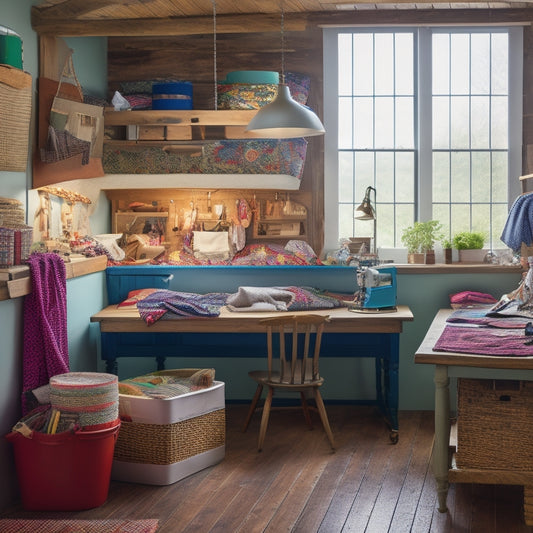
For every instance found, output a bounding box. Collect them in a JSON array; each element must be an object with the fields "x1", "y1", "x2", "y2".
[{"x1": 323, "y1": 26, "x2": 523, "y2": 258}]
